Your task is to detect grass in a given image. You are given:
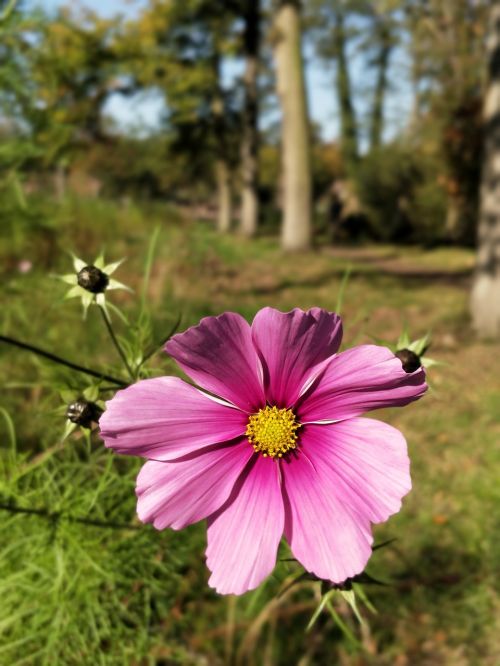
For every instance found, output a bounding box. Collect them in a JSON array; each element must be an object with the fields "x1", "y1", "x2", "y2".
[{"x1": 1, "y1": 196, "x2": 499, "y2": 664}]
